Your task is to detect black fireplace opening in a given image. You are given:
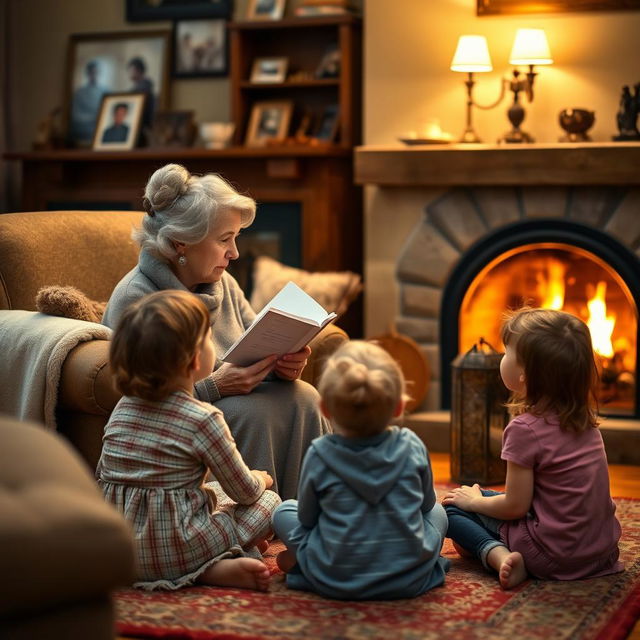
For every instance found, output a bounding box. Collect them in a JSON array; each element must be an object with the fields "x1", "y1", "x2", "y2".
[{"x1": 440, "y1": 219, "x2": 640, "y2": 418}]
